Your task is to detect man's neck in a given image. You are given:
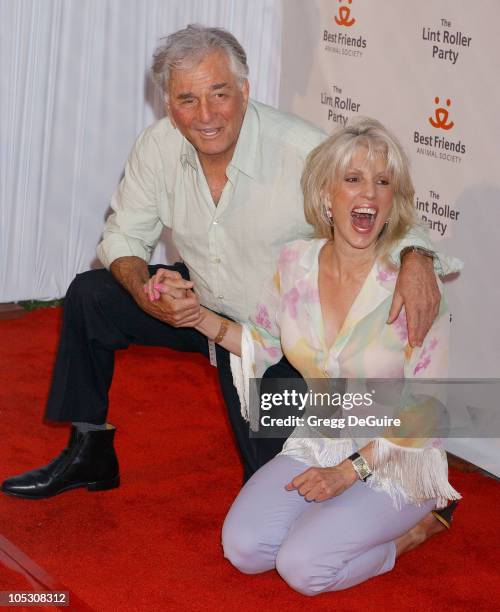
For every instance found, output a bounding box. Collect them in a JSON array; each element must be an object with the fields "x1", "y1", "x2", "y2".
[
  {"x1": 198, "y1": 144, "x2": 234, "y2": 177},
  {"x1": 198, "y1": 148, "x2": 235, "y2": 205}
]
